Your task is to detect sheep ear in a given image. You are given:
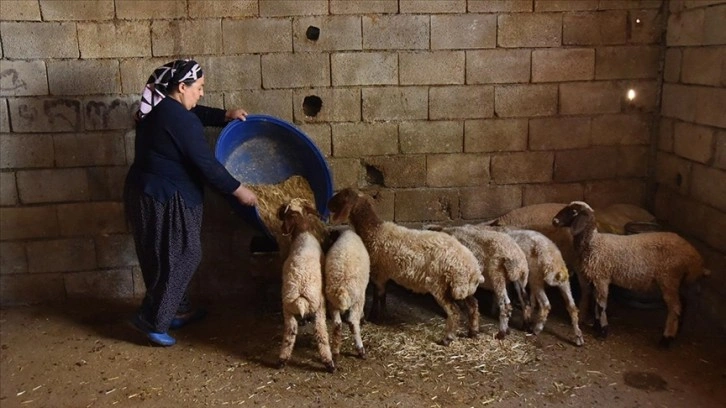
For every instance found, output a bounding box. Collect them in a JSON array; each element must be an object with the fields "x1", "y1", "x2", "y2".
[
  {"x1": 570, "y1": 213, "x2": 589, "y2": 235},
  {"x1": 277, "y1": 204, "x2": 288, "y2": 220},
  {"x1": 303, "y1": 203, "x2": 320, "y2": 218}
]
